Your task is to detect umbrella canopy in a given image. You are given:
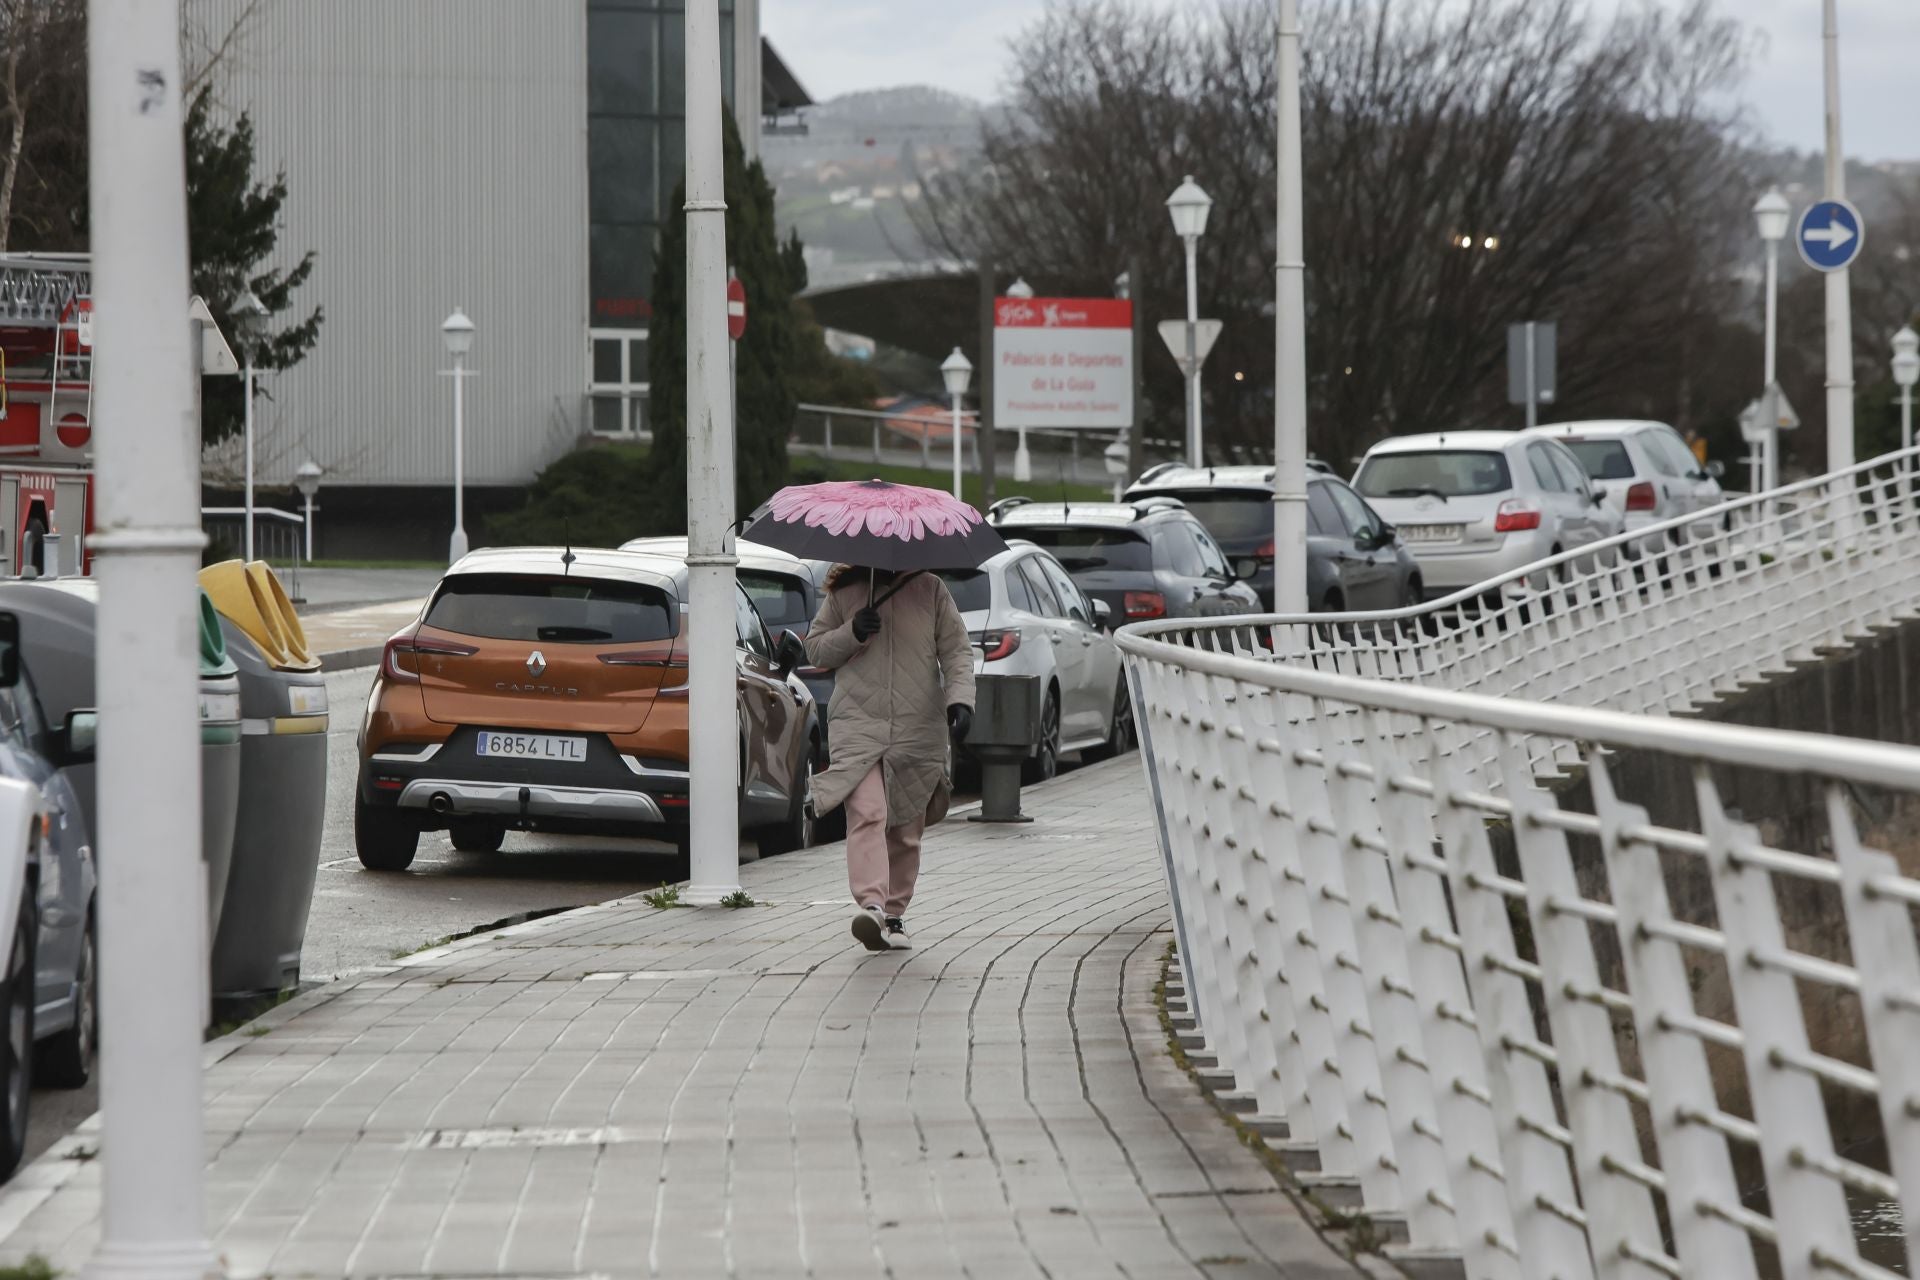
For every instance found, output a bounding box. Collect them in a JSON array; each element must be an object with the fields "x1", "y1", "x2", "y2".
[{"x1": 743, "y1": 479, "x2": 1008, "y2": 572}]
